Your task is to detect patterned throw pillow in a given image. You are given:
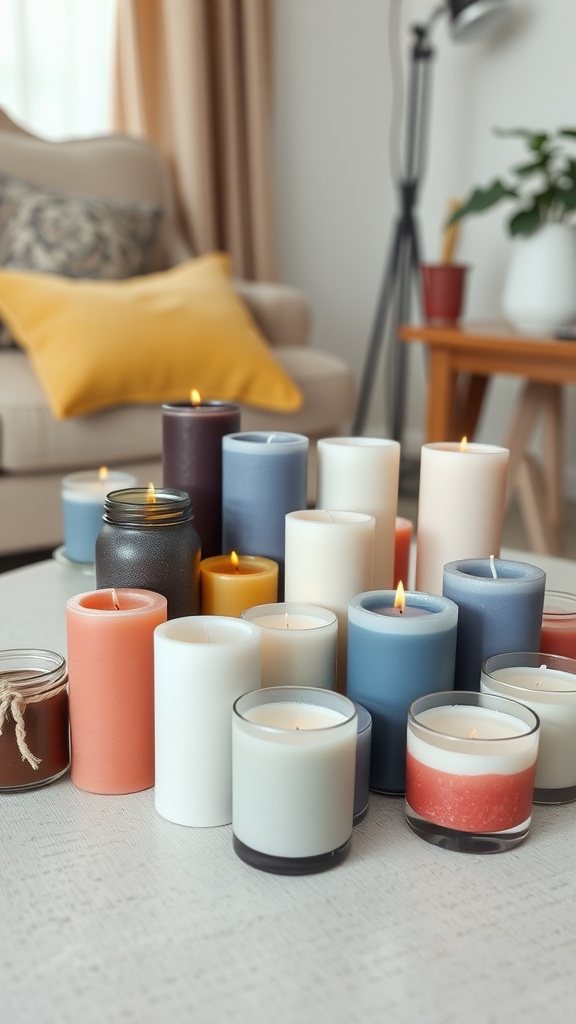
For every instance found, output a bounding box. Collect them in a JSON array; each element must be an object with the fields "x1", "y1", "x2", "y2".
[{"x1": 0, "y1": 172, "x2": 163, "y2": 346}]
